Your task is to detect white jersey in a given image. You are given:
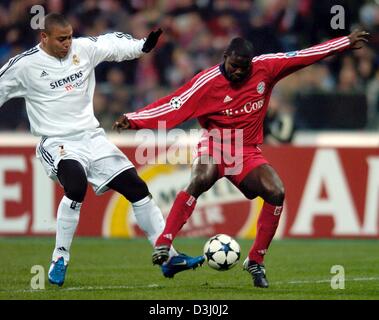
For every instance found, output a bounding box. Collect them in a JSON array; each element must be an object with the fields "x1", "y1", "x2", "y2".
[{"x1": 0, "y1": 32, "x2": 145, "y2": 137}]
